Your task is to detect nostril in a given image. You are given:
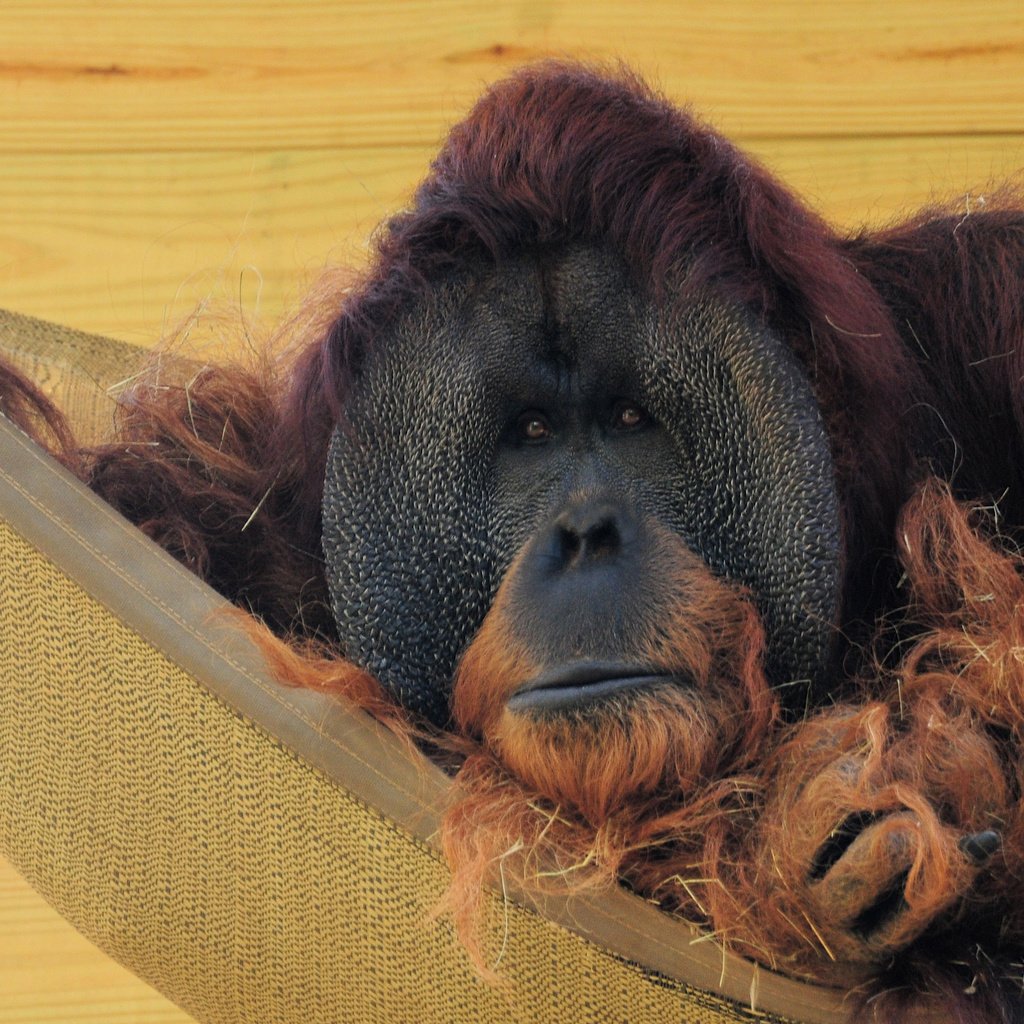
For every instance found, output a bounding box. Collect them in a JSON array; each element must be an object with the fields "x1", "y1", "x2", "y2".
[
  {"x1": 557, "y1": 525, "x2": 582, "y2": 563},
  {"x1": 583, "y1": 516, "x2": 620, "y2": 560},
  {"x1": 548, "y1": 497, "x2": 636, "y2": 572},
  {"x1": 555, "y1": 514, "x2": 621, "y2": 568}
]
